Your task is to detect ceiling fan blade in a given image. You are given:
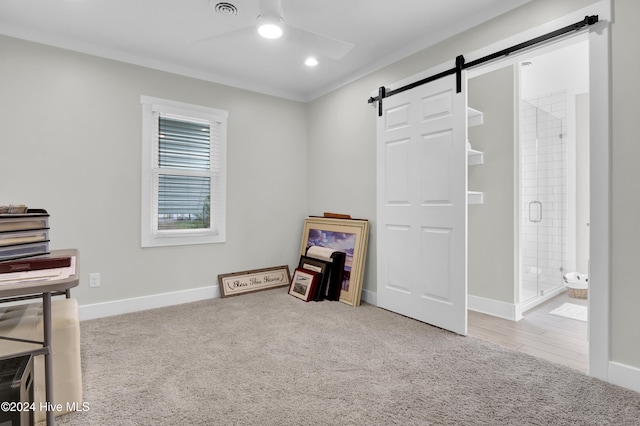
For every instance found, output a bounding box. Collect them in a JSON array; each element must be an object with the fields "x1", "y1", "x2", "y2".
[
  {"x1": 285, "y1": 25, "x2": 354, "y2": 60},
  {"x1": 187, "y1": 25, "x2": 254, "y2": 45}
]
